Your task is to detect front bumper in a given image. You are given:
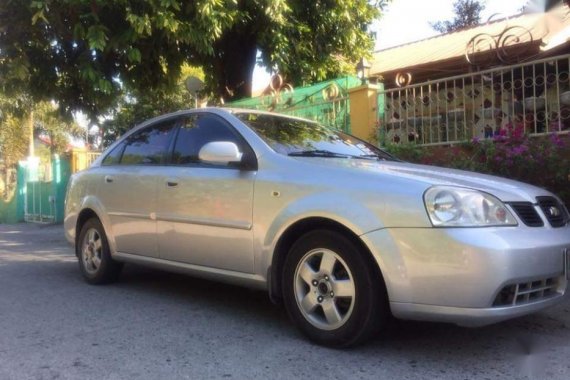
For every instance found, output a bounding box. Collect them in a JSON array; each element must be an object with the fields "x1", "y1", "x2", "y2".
[
  {"x1": 390, "y1": 296, "x2": 564, "y2": 327},
  {"x1": 361, "y1": 225, "x2": 570, "y2": 326}
]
